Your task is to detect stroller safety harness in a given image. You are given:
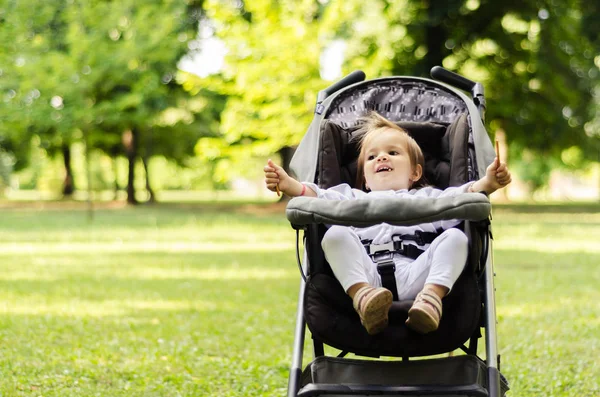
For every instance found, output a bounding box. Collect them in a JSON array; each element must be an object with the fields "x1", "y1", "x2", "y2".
[{"x1": 363, "y1": 231, "x2": 443, "y2": 301}]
